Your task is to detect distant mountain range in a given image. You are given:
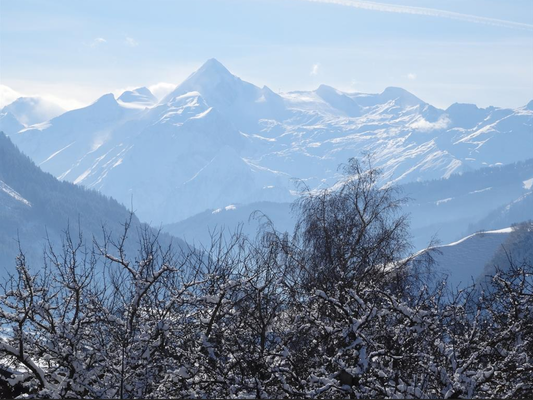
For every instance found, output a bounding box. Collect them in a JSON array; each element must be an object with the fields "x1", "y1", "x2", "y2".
[
  {"x1": 161, "y1": 159, "x2": 533, "y2": 251},
  {"x1": 3, "y1": 121, "x2": 528, "y2": 298},
  {"x1": 2, "y1": 59, "x2": 531, "y2": 227}
]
